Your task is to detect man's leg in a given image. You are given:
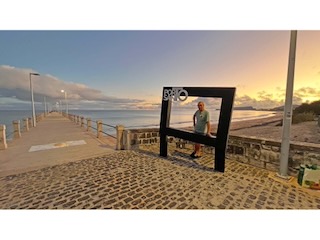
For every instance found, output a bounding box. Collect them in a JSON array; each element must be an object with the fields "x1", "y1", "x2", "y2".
[{"x1": 195, "y1": 143, "x2": 201, "y2": 156}]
